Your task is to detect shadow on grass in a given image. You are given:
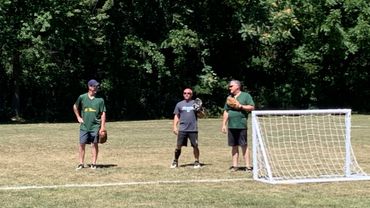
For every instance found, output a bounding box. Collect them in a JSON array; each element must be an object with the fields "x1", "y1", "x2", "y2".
[
  {"x1": 87, "y1": 164, "x2": 118, "y2": 169},
  {"x1": 179, "y1": 163, "x2": 209, "y2": 168},
  {"x1": 229, "y1": 166, "x2": 253, "y2": 172}
]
